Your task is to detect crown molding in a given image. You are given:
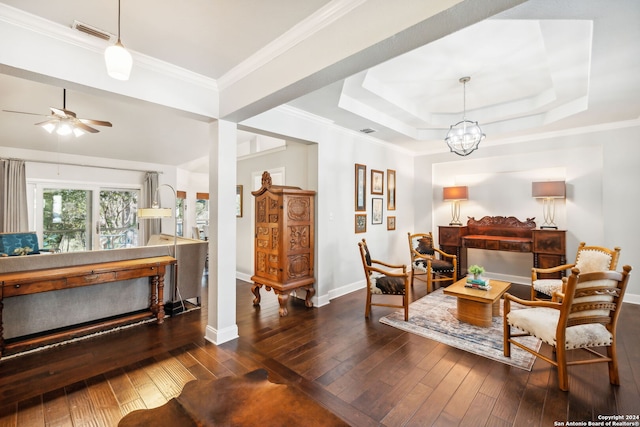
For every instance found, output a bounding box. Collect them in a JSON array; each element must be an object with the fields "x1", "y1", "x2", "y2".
[
  {"x1": 0, "y1": 3, "x2": 218, "y2": 91},
  {"x1": 217, "y1": 0, "x2": 366, "y2": 90}
]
